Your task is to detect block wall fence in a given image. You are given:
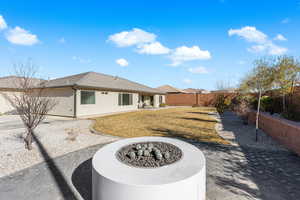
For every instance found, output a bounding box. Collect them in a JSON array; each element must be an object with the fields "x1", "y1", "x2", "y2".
[
  {"x1": 165, "y1": 91, "x2": 300, "y2": 156},
  {"x1": 248, "y1": 111, "x2": 300, "y2": 156},
  {"x1": 165, "y1": 93, "x2": 236, "y2": 107}
]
